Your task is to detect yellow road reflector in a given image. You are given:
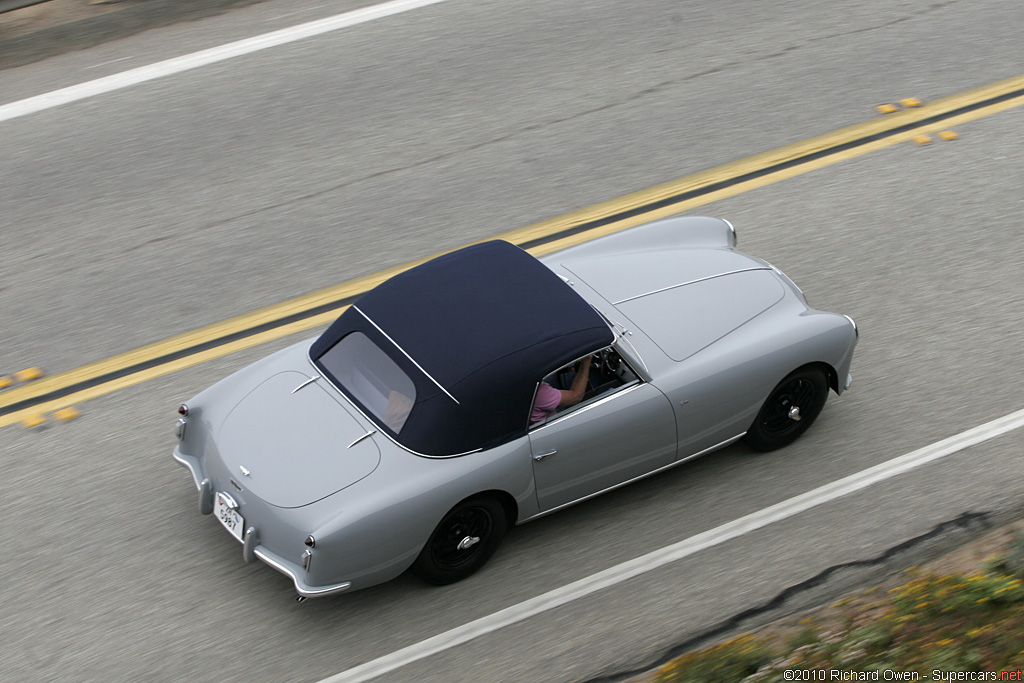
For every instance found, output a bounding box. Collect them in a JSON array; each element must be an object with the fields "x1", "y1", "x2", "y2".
[
  {"x1": 53, "y1": 407, "x2": 81, "y2": 422},
  {"x1": 0, "y1": 376, "x2": 12, "y2": 390},
  {"x1": 21, "y1": 414, "x2": 46, "y2": 428},
  {"x1": 900, "y1": 97, "x2": 924, "y2": 108},
  {"x1": 912, "y1": 134, "x2": 933, "y2": 145},
  {"x1": 875, "y1": 103, "x2": 900, "y2": 114},
  {"x1": 937, "y1": 130, "x2": 960, "y2": 140},
  {"x1": 14, "y1": 367, "x2": 44, "y2": 382}
]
